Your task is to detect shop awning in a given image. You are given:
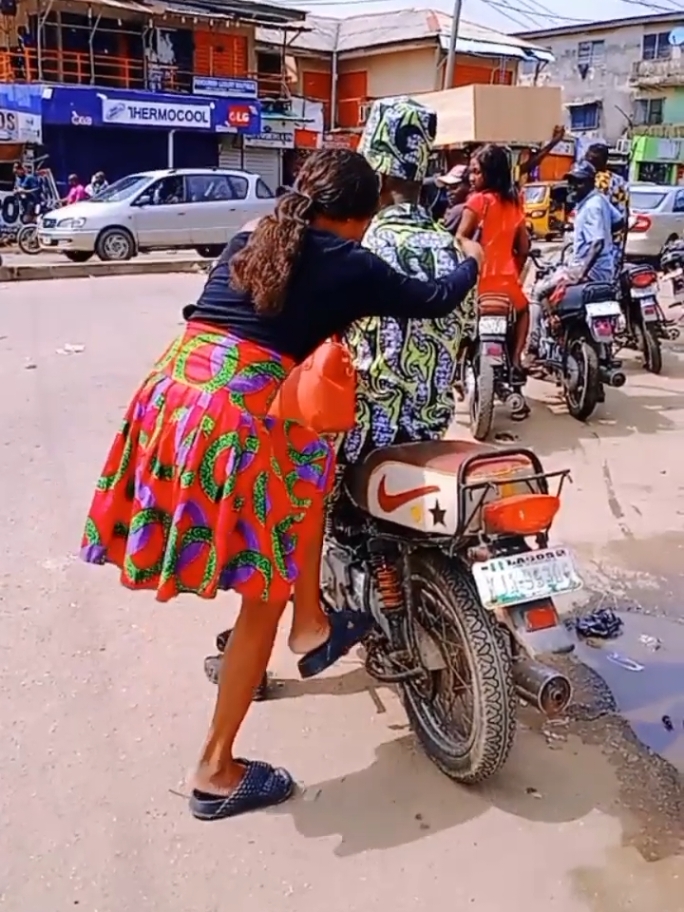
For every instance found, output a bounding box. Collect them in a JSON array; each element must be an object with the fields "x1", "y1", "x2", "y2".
[{"x1": 438, "y1": 34, "x2": 554, "y2": 62}]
